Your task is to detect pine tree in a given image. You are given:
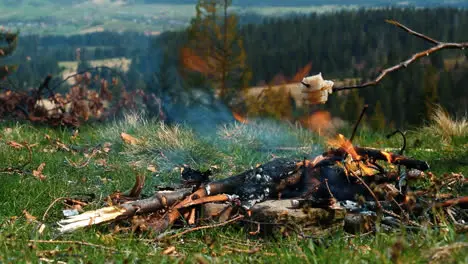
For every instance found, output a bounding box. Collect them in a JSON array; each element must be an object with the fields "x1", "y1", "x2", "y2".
[
  {"x1": 370, "y1": 101, "x2": 386, "y2": 131},
  {"x1": 0, "y1": 31, "x2": 18, "y2": 80},
  {"x1": 154, "y1": 50, "x2": 174, "y2": 100},
  {"x1": 422, "y1": 64, "x2": 439, "y2": 119},
  {"x1": 181, "y1": 0, "x2": 250, "y2": 103}
]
